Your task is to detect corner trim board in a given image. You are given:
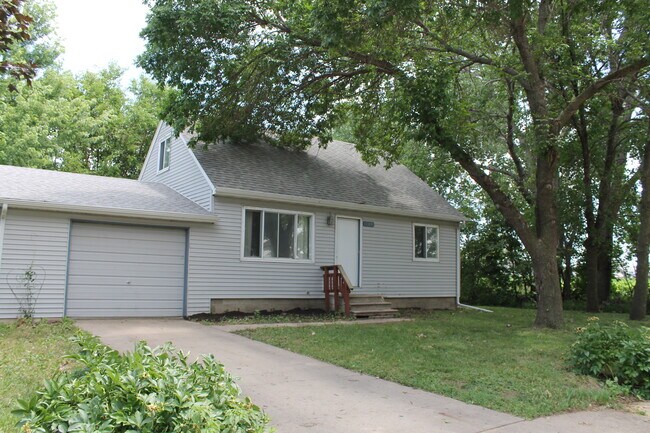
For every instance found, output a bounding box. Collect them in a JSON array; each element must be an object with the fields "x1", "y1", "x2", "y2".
[{"x1": 0, "y1": 203, "x2": 8, "y2": 272}]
